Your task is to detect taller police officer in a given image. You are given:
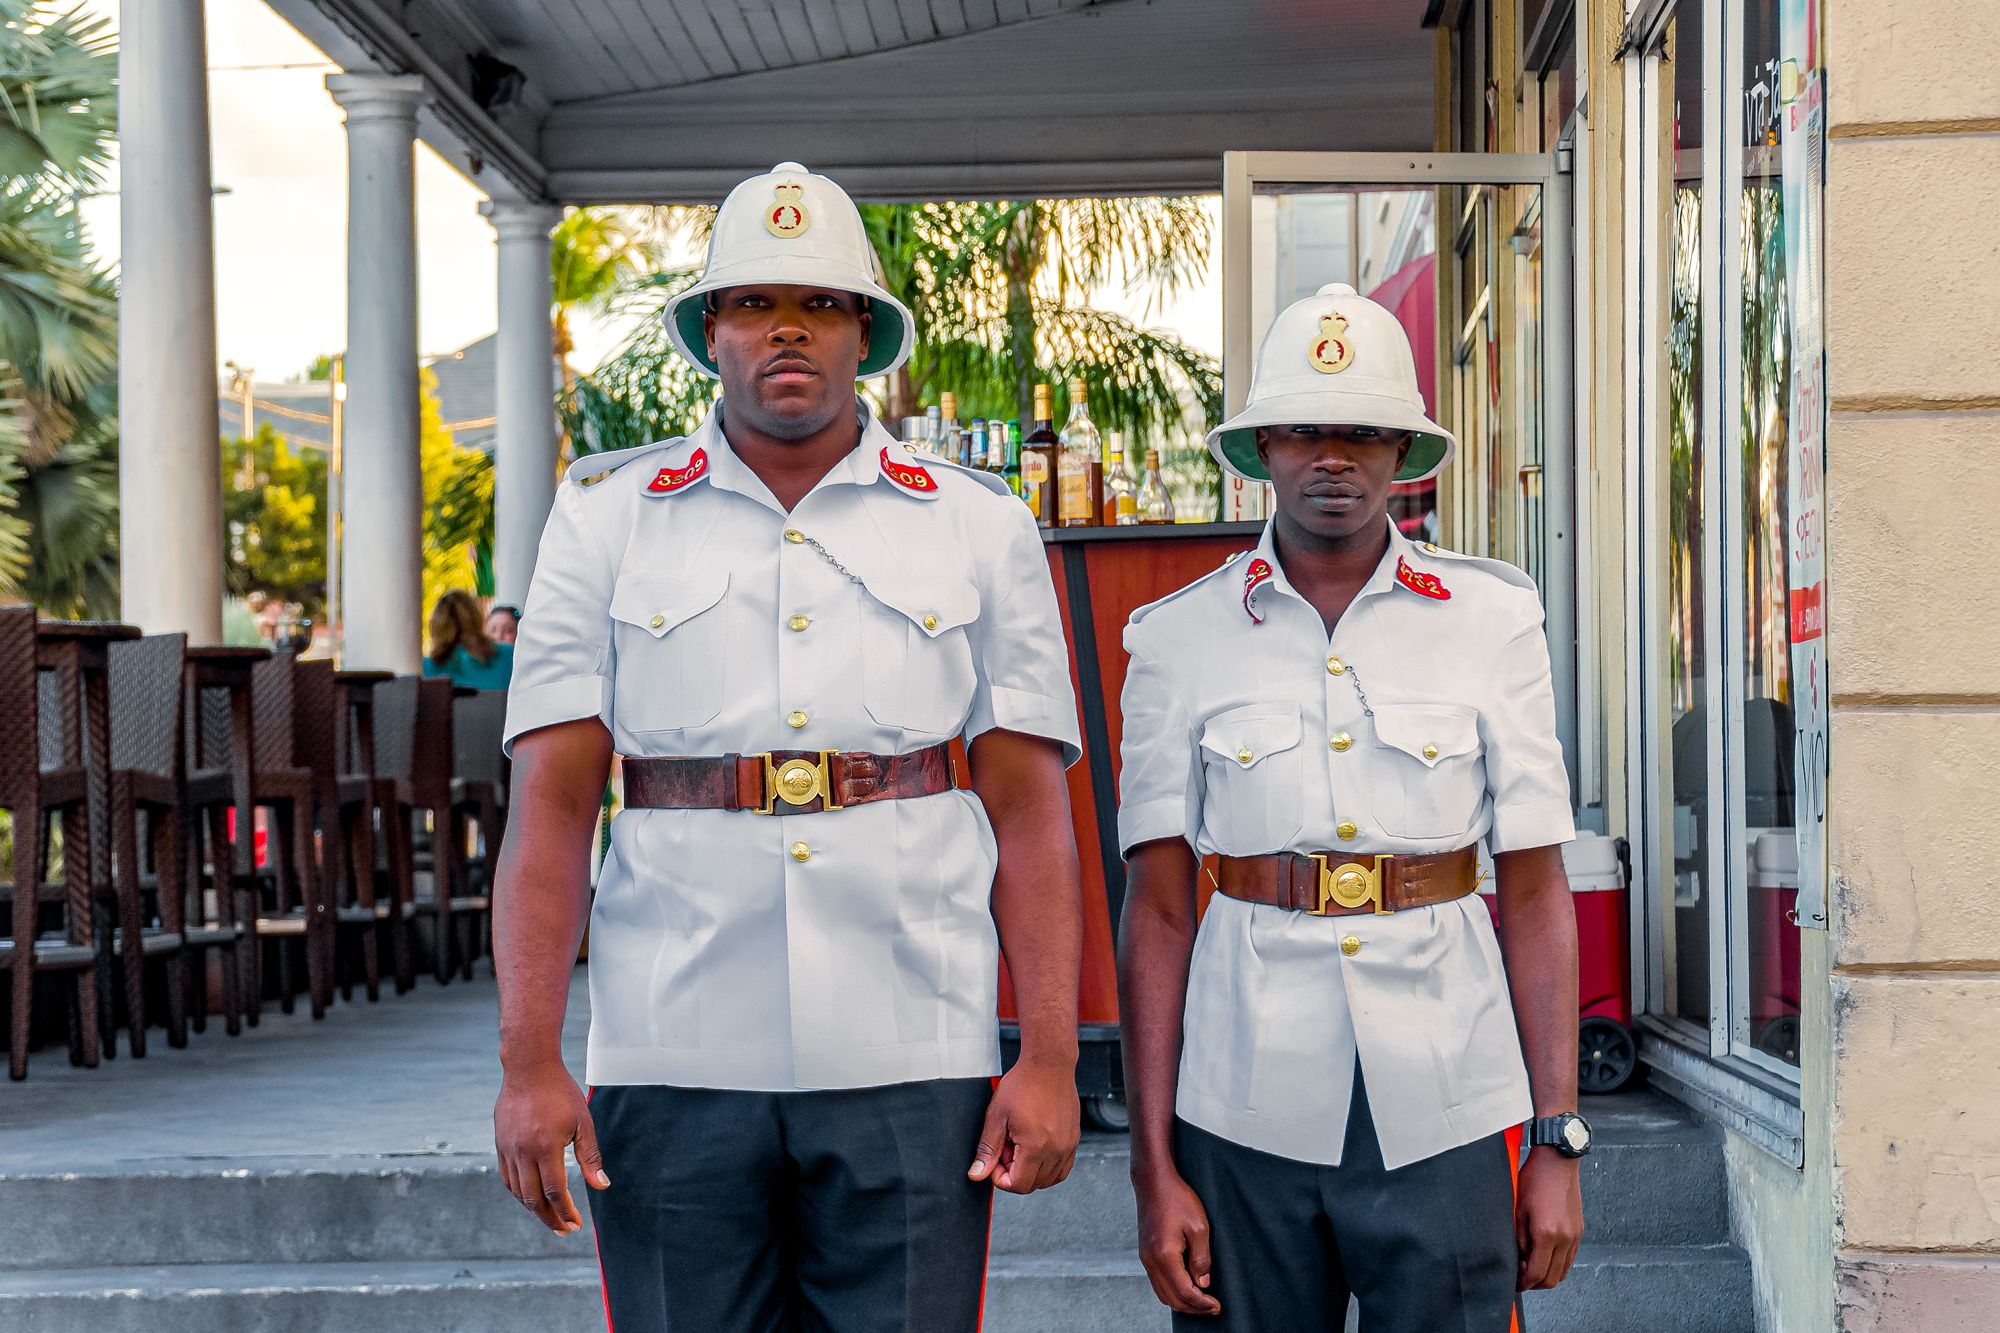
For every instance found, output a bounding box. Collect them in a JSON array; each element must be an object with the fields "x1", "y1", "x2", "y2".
[
  {"x1": 1117, "y1": 283, "x2": 1590, "y2": 1330},
  {"x1": 492, "y1": 163, "x2": 1087, "y2": 1333}
]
